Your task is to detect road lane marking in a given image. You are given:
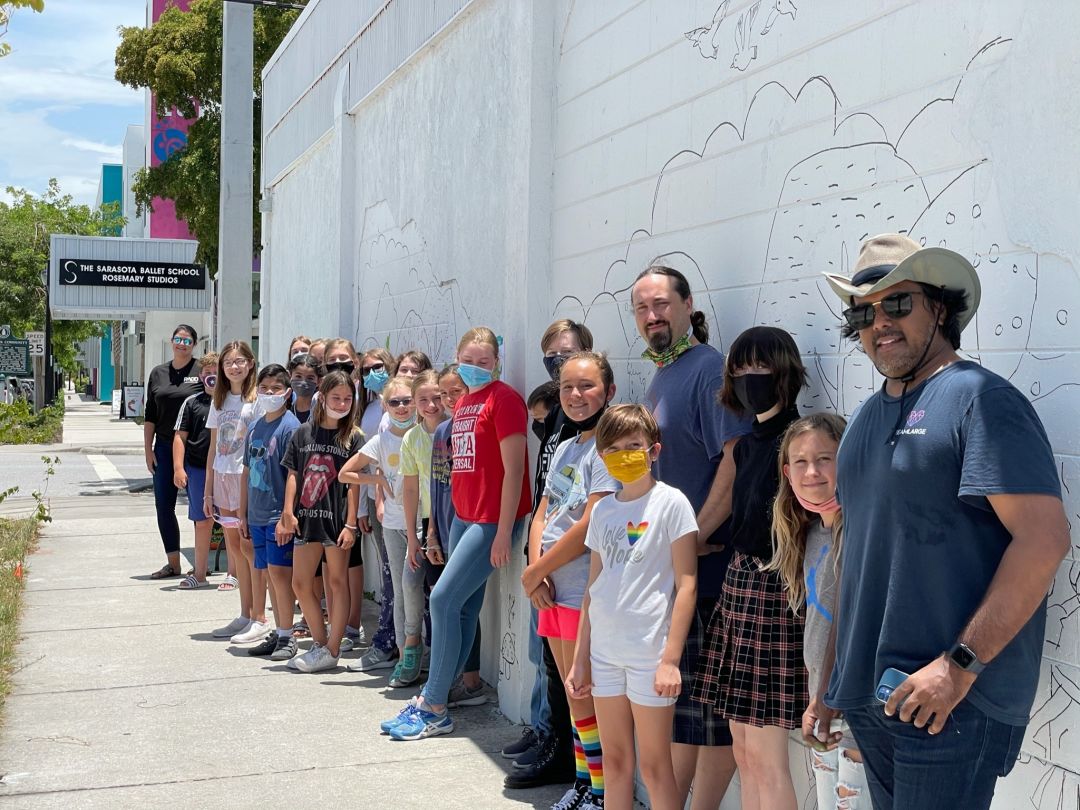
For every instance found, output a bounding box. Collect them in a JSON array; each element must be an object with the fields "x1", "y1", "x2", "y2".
[{"x1": 86, "y1": 454, "x2": 128, "y2": 490}]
